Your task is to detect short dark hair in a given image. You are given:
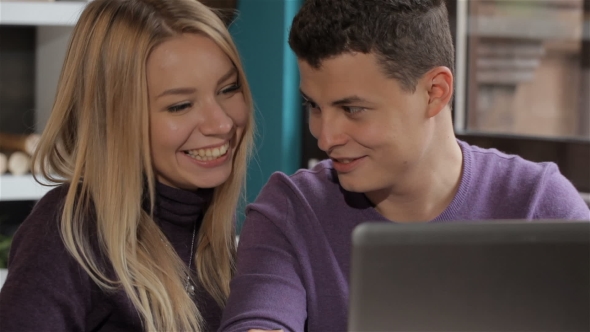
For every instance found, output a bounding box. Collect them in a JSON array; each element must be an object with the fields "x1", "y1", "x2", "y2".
[{"x1": 288, "y1": 0, "x2": 455, "y2": 92}]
